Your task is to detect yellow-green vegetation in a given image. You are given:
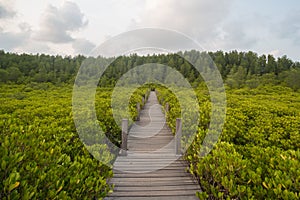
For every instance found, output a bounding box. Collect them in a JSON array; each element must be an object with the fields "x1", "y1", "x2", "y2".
[
  {"x1": 157, "y1": 85, "x2": 300, "y2": 199},
  {"x1": 0, "y1": 83, "x2": 147, "y2": 199},
  {"x1": 2, "y1": 49, "x2": 300, "y2": 199}
]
